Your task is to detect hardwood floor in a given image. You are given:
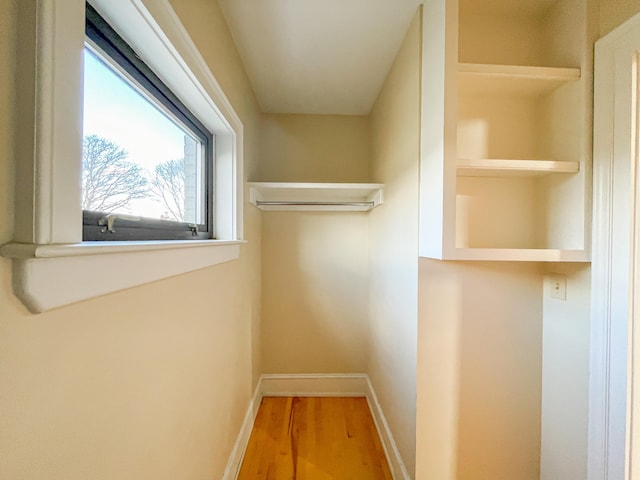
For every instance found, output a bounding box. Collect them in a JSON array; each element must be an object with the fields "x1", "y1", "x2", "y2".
[{"x1": 237, "y1": 396, "x2": 393, "y2": 480}]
